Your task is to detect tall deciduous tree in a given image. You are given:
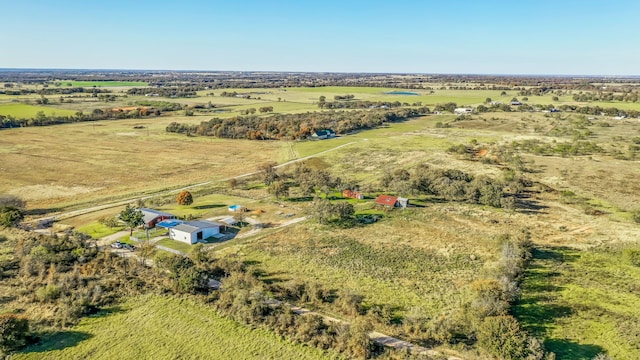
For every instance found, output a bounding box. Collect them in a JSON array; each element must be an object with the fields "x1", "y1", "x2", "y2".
[
  {"x1": 176, "y1": 190, "x2": 193, "y2": 206},
  {"x1": 119, "y1": 204, "x2": 144, "y2": 235}
]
